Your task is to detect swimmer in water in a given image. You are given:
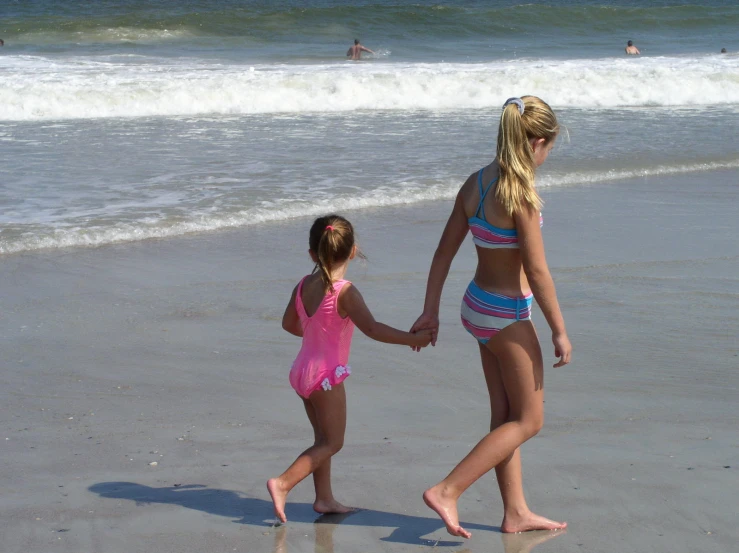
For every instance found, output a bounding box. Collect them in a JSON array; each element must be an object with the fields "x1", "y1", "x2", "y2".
[{"x1": 347, "y1": 39, "x2": 374, "y2": 60}]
